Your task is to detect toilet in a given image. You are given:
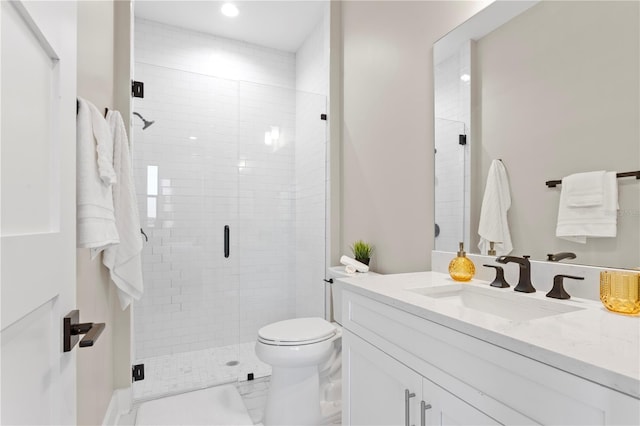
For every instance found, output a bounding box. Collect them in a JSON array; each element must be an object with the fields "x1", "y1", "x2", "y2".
[
  {"x1": 255, "y1": 267, "x2": 377, "y2": 426},
  {"x1": 255, "y1": 317, "x2": 340, "y2": 425}
]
